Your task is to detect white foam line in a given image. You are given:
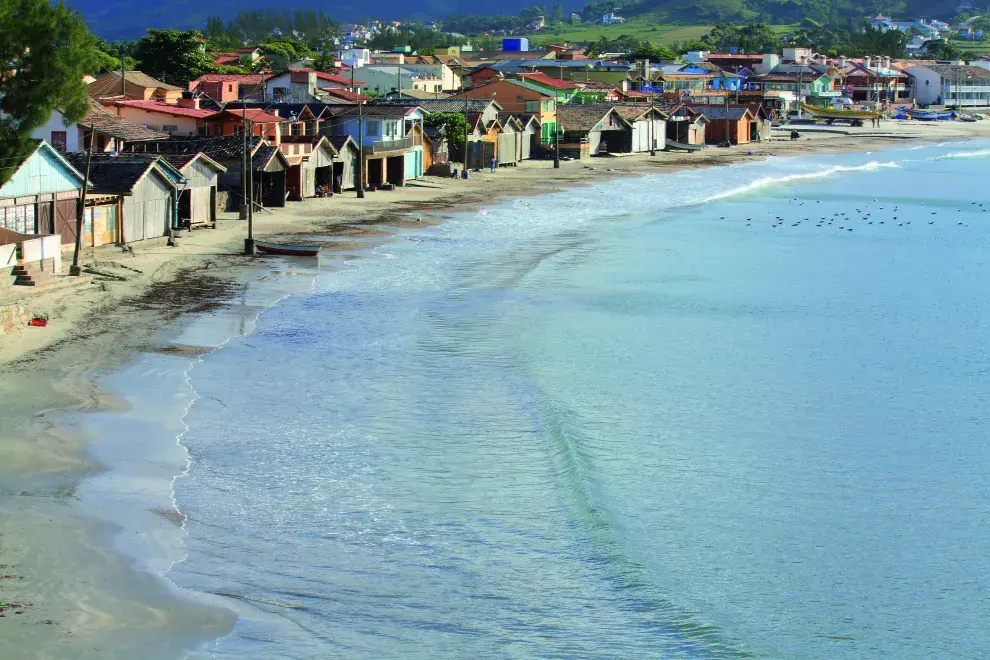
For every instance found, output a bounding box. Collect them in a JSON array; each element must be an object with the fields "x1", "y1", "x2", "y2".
[
  {"x1": 703, "y1": 160, "x2": 902, "y2": 202},
  {"x1": 167, "y1": 263, "x2": 321, "y2": 659}
]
